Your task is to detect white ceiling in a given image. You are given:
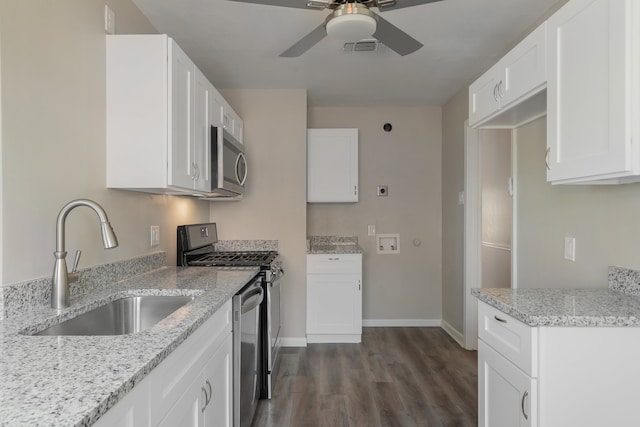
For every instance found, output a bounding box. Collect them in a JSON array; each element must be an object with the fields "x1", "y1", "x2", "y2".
[{"x1": 130, "y1": 0, "x2": 563, "y2": 107}]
